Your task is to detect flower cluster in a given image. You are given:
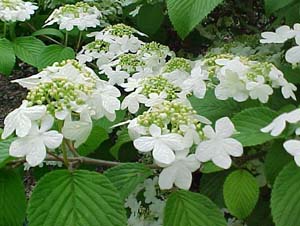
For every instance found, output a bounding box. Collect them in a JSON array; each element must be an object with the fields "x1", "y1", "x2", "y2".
[
  {"x1": 202, "y1": 53, "x2": 296, "y2": 103},
  {"x1": 261, "y1": 108, "x2": 300, "y2": 166},
  {"x1": 0, "y1": 0, "x2": 38, "y2": 22},
  {"x1": 44, "y1": 2, "x2": 101, "y2": 31},
  {"x1": 3, "y1": 59, "x2": 121, "y2": 166},
  {"x1": 126, "y1": 177, "x2": 165, "y2": 226},
  {"x1": 261, "y1": 24, "x2": 300, "y2": 65}
]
